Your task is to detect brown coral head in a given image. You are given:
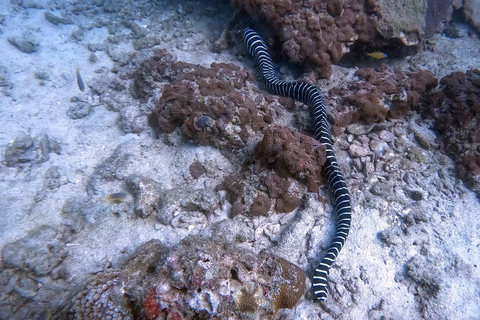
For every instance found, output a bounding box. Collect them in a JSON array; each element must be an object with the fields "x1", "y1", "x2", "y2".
[{"x1": 254, "y1": 125, "x2": 326, "y2": 191}]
